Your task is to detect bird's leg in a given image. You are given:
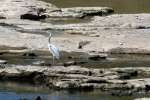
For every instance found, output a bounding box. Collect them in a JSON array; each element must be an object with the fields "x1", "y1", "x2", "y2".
[{"x1": 52, "y1": 56, "x2": 55, "y2": 65}]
